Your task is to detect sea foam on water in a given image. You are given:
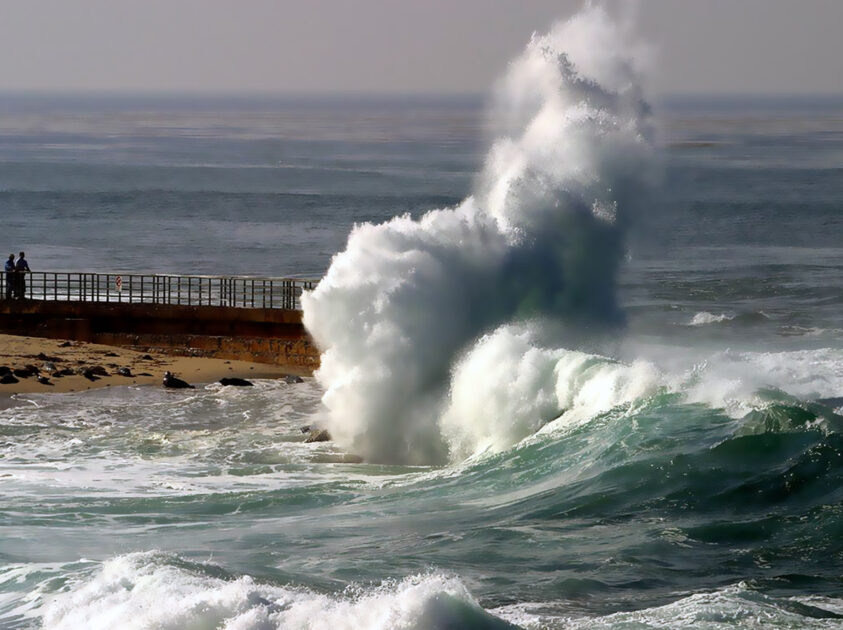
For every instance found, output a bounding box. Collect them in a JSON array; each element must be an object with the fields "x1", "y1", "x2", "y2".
[
  {"x1": 38, "y1": 552, "x2": 500, "y2": 630},
  {"x1": 302, "y1": 6, "x2": 656, "y2": 464}
]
